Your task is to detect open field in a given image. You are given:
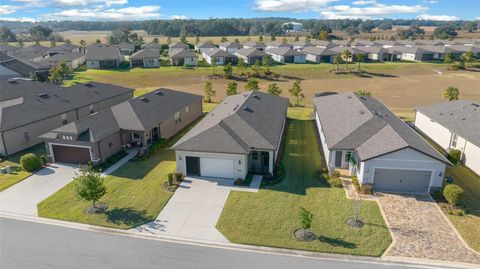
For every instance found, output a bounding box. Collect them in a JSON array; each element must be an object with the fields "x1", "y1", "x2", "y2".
[{"x1": 66, "y1": 62, "x2": 480, "y2": 120}]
